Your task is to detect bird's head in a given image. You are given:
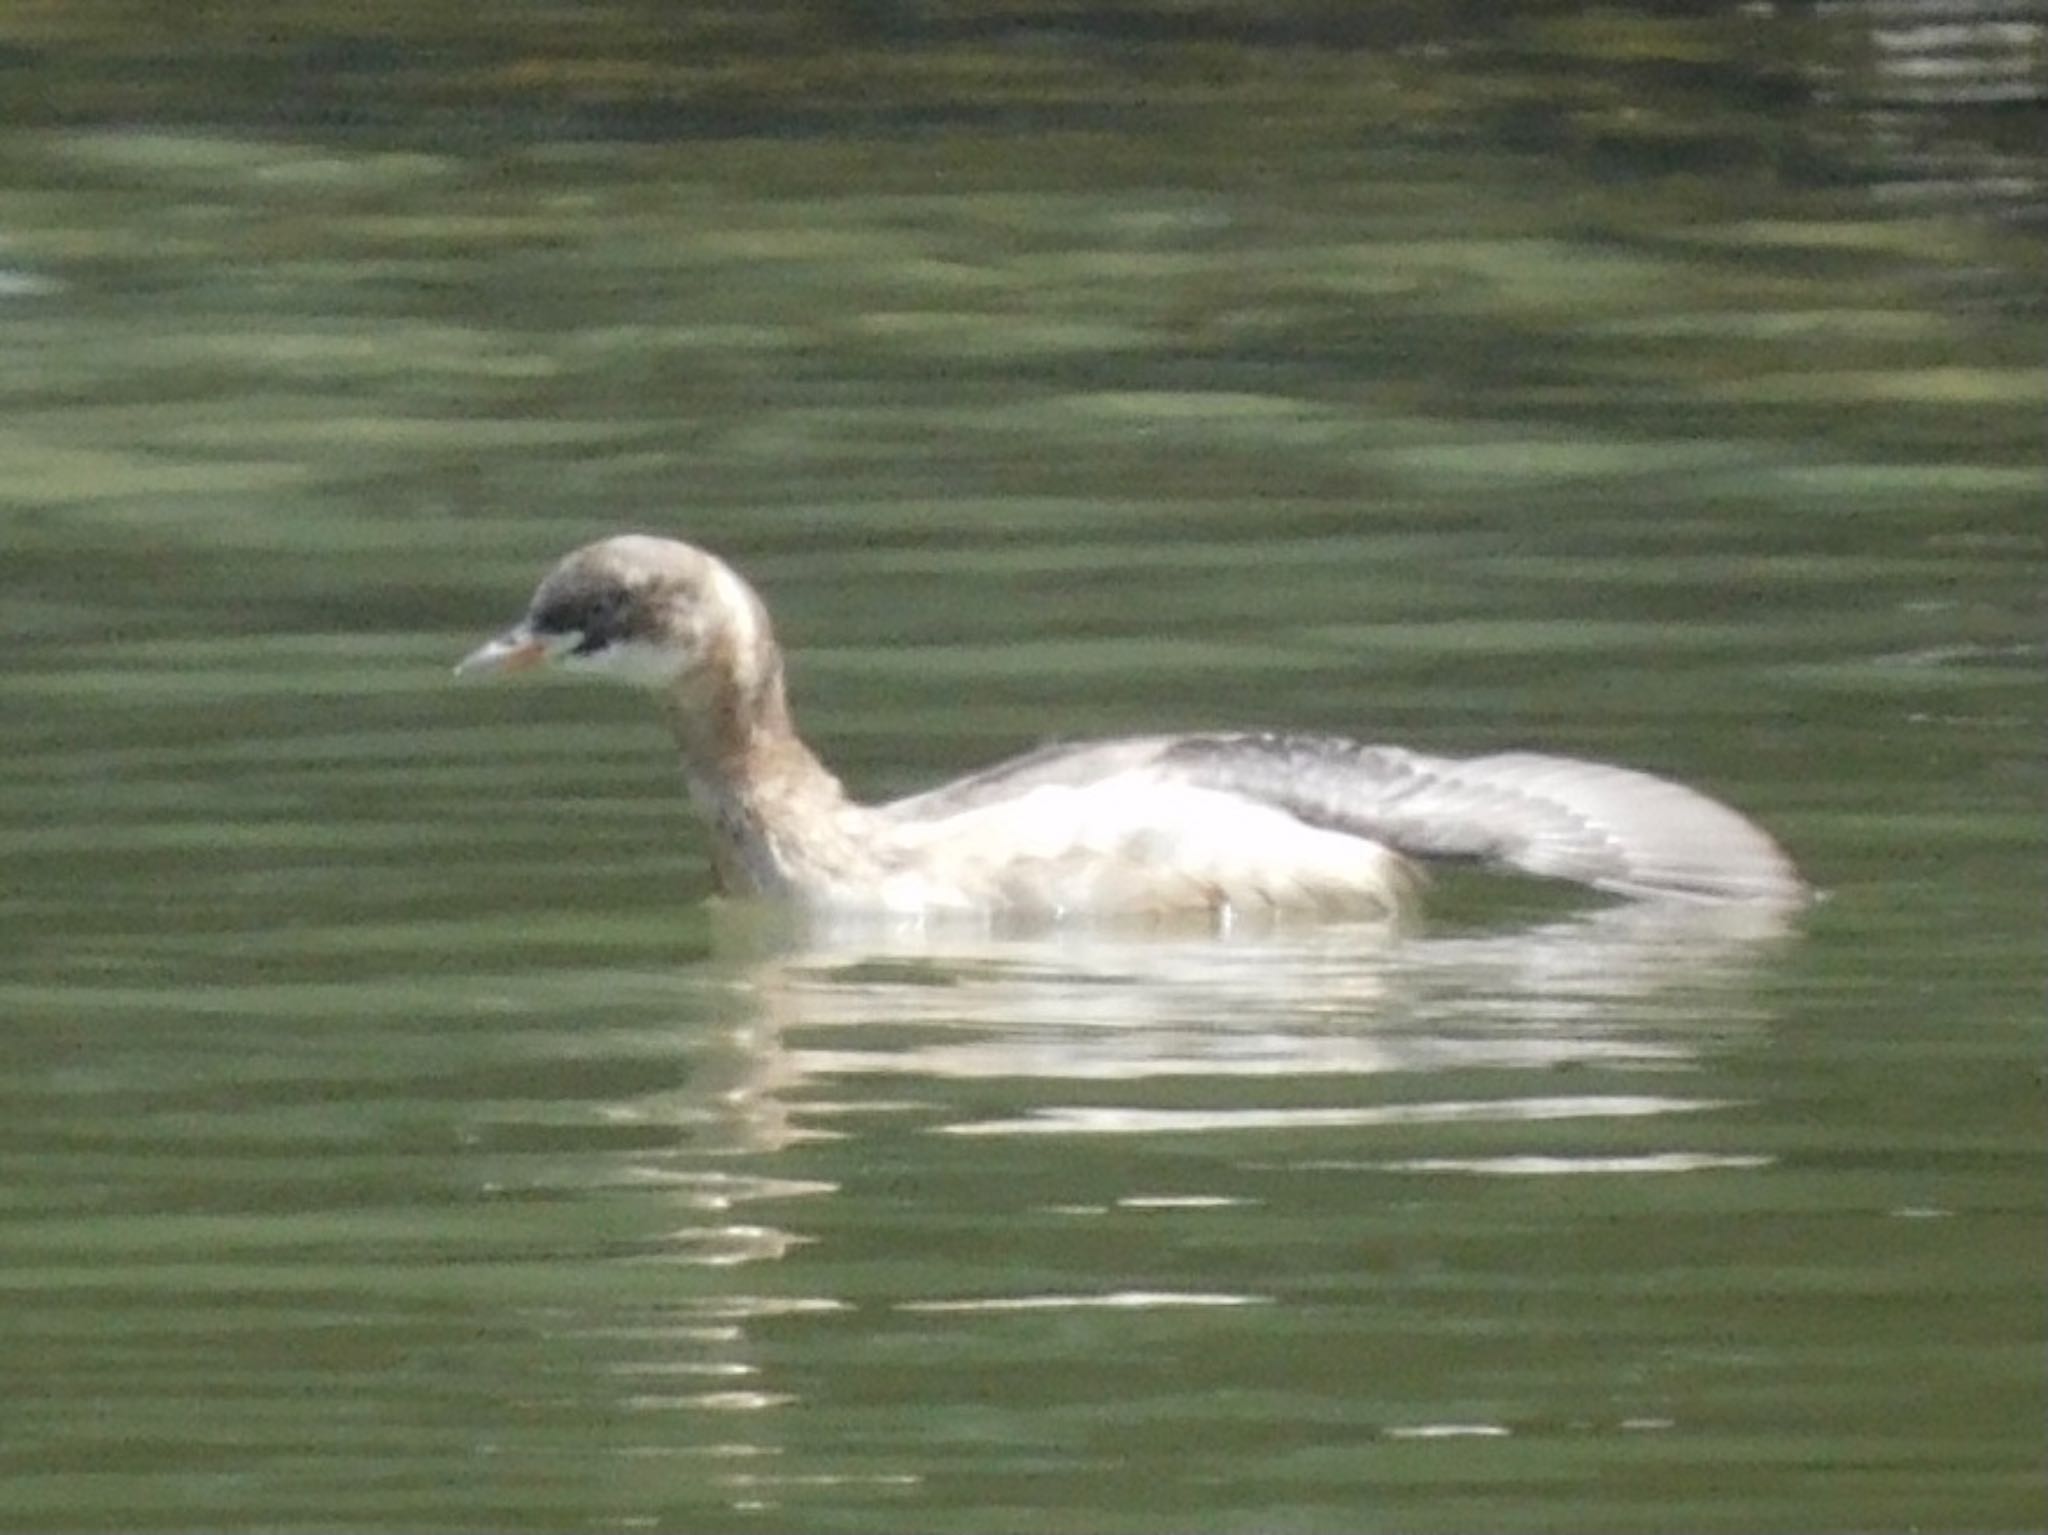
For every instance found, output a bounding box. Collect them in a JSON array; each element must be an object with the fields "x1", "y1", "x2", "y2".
[{"x1": 457, "y1": 534, "x2": 775, "y2": 694}]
